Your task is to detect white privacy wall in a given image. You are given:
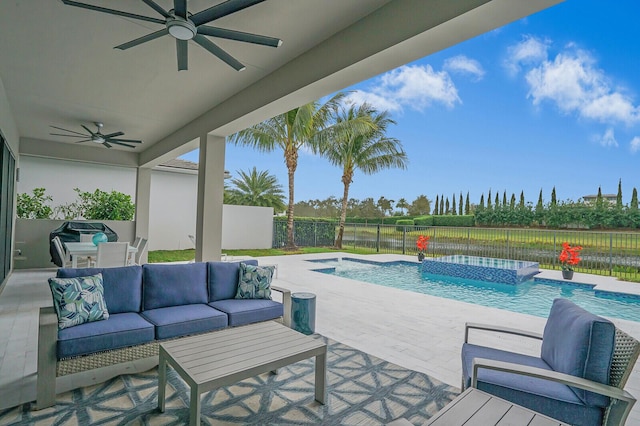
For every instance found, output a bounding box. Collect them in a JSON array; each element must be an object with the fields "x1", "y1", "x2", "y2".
[{"x1": 18, "y1": 156, "x2": 274, "y2": 251}]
